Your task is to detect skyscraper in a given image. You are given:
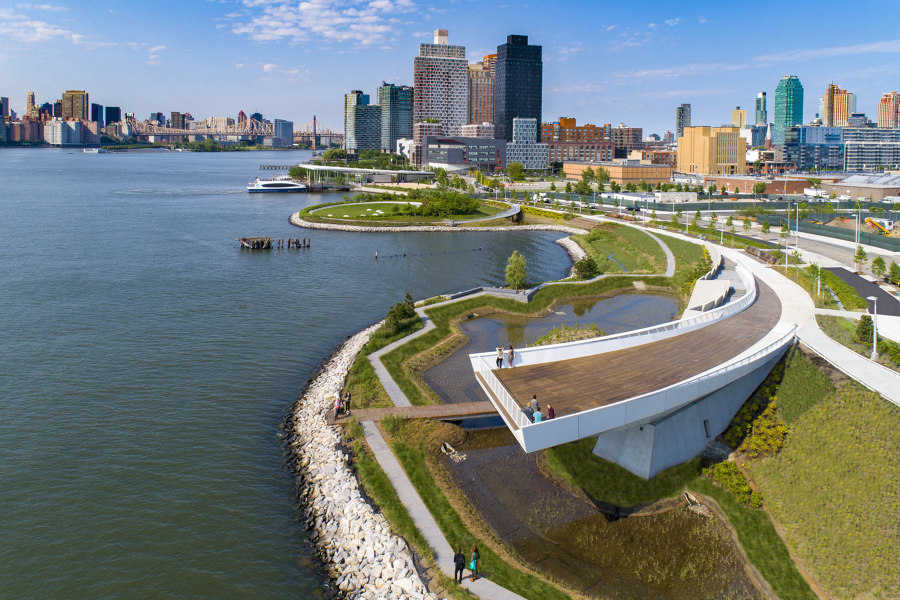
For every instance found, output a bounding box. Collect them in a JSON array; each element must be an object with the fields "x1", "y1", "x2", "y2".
[
  {"x1": 413, "y1": 29, "x2": 468, "y2": 135},
  {"x1": 878, "y1": 92, "x2": 900, "y2": 128},
  {"x1": 344, "y1": 90, "x2": 382, "y2": 151},
  {"x1": 468, "y1": 59, "x2": 494, "y2": 126},
  {"x1": 62, "y1": 90, "x2": 89, "y2": 120},
  {"x1": 90, "y1": 103, "x2": 104, "y2": 126},
  {"x1": 377, "y1": 82, "x2": 413, "y2": 153},
  {"x1": 493, "y1": 35, "x2": 542, "y2": 142},
  {"x1": 0, "y1": 97, "x2": 8, "y2": 117},
  {"x1": 773, "y1": 75, "x2": 803, "y2": 145},
  {"x1": 675, "y1": 103, "x2": 691, "y2": 139},
  {"x1": 822, "y1": 83, "x2": 855, "y2": 127},
  {"x1": 731, "y1": 107, "x2": 746, "y2": 129},
  {"x1": 26, "y1": 92, "x2": 35, "y2": 117},
  {"x1": 105, "y1": 106, "x2": 121, "y2": 124},
  {"x1": 755, "y1": 92, "x2": 767, "y2": 125}
]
